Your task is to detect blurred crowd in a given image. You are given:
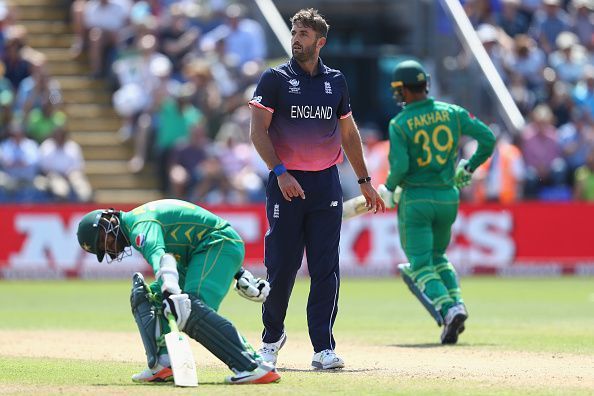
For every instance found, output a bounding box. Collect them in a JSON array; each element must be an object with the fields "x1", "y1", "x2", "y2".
[
  {"x1": 2, "y1": 0, "x2": 594, "y2": 204},
  {"x1": 458, "y1": 0, "x2": 594, "y2": 202},
  {"x1": 0, "y1": 1, "x2": 92, "y2": 203},
  {"x1": 69, "y1": 0, "x2": 269, "y2": 204}
]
